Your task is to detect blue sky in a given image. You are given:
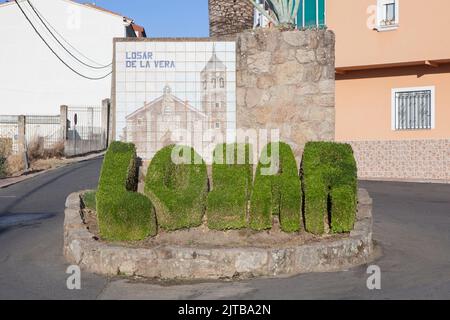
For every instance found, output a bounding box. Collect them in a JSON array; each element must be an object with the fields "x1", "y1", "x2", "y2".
[{"x1": 79, "y1": 0, "x2": 210, "y2": 37}]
